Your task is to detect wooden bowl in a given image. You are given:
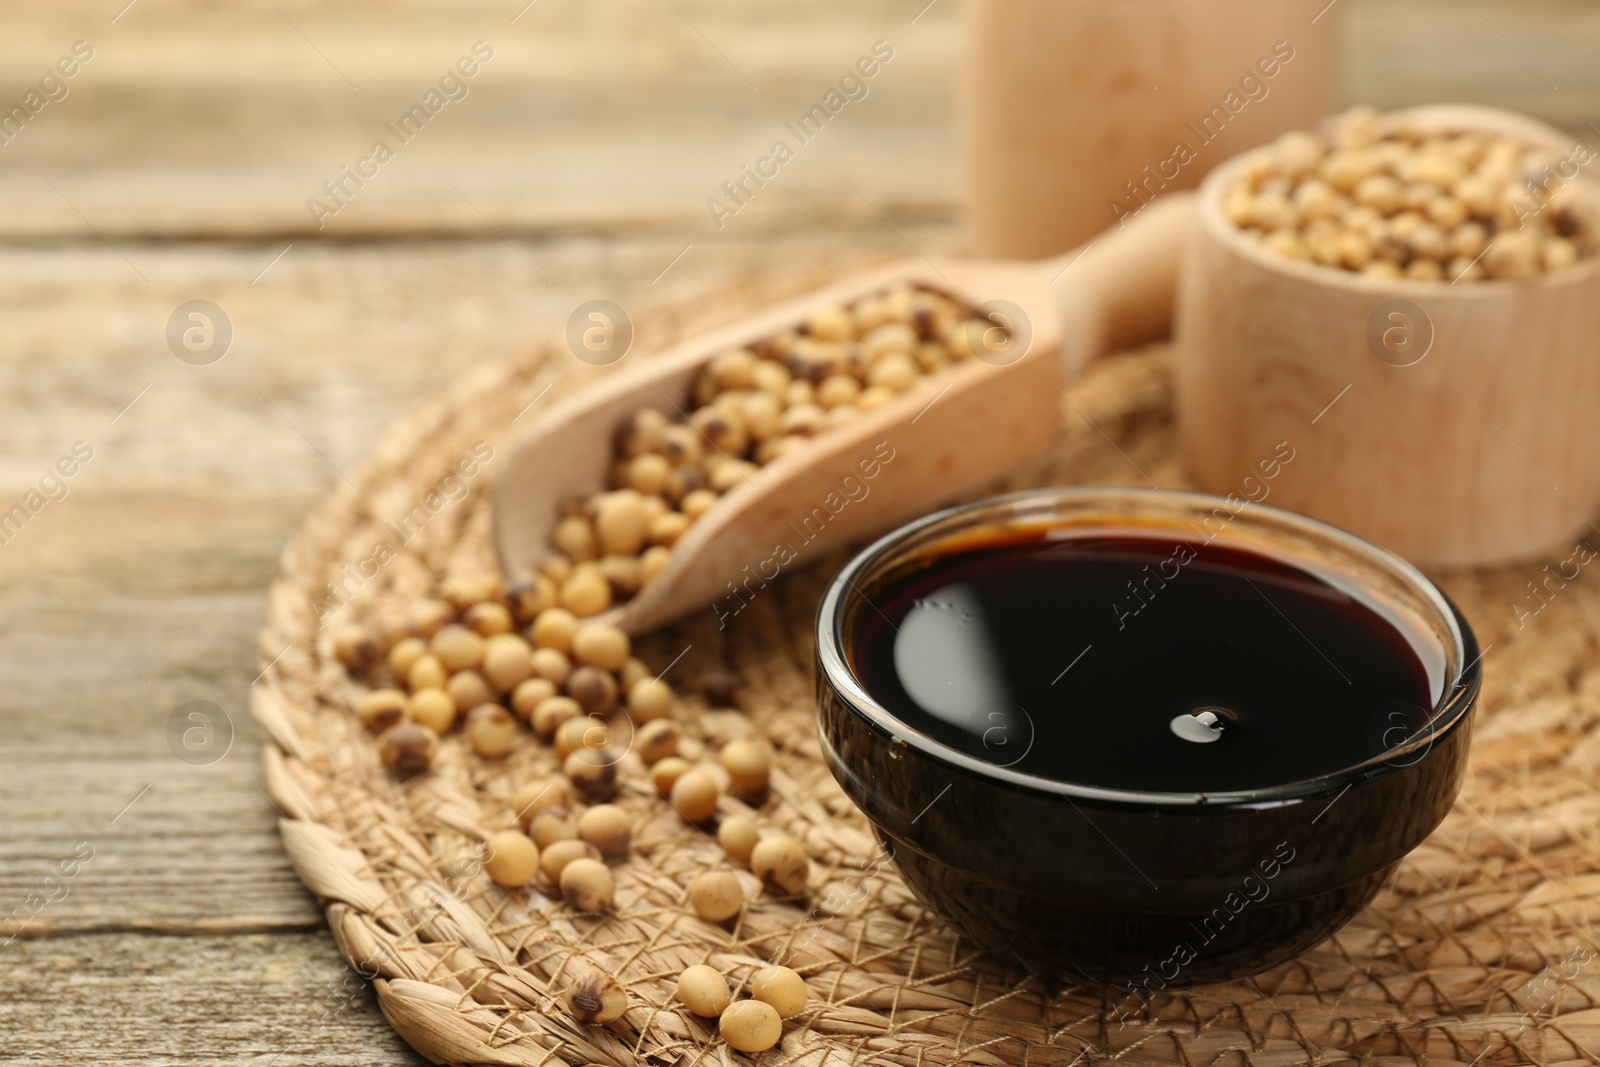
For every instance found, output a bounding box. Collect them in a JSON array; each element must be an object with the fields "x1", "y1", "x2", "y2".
[{"x1": 1175, "y1": 104, "x2": 1600, "y2": 567}]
